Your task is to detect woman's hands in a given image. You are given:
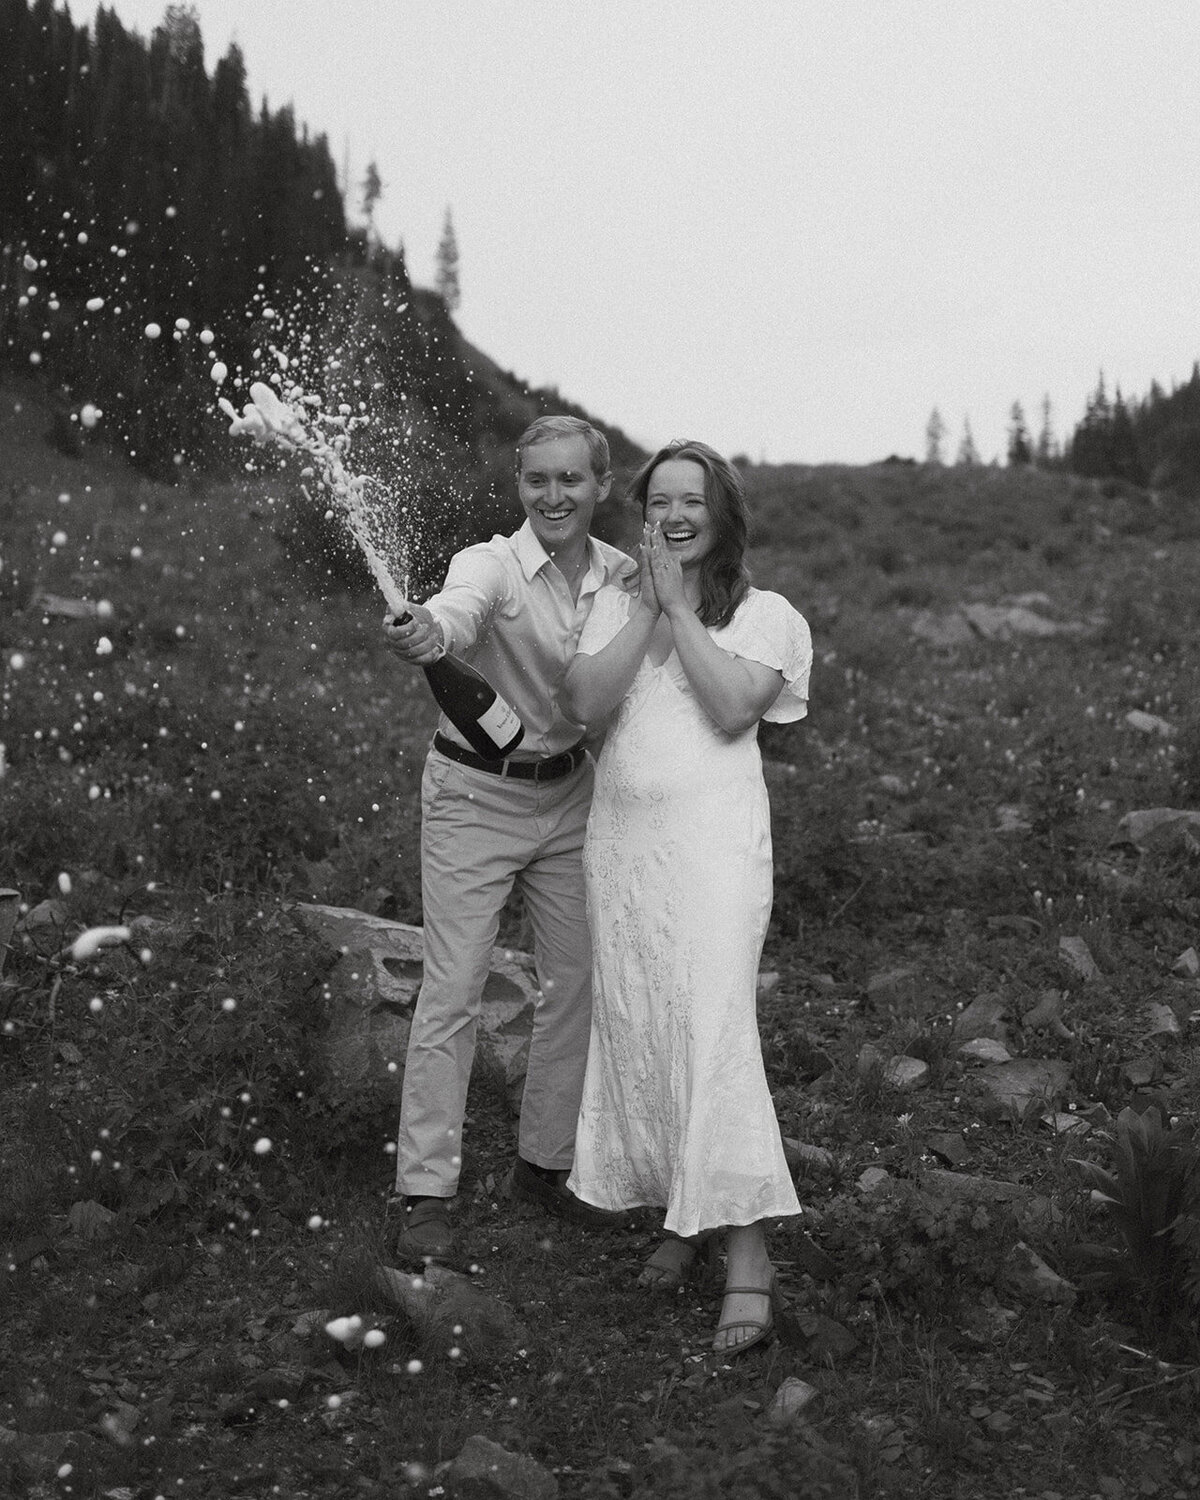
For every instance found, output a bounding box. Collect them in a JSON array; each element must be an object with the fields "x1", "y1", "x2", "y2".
[
  {"x1": 634, "y1": 525, "x2": 661, "y2": 617},
  {"x1": 644, "y1": 521, "x2": 688, "y2": 616}
]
